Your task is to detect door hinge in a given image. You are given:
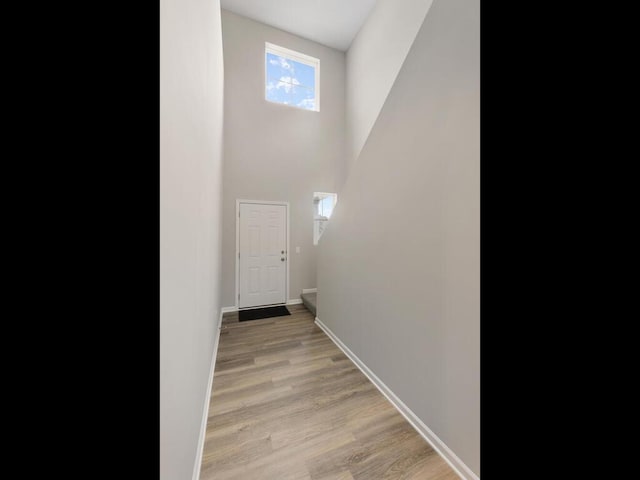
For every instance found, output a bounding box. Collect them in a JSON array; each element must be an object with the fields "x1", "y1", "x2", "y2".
[
  {"x1": 238, "y1": 252, "x2": 240, "y2": 259},
  {"x1": 238, "y1": 293, "x2": 240, "y2": 301}
]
